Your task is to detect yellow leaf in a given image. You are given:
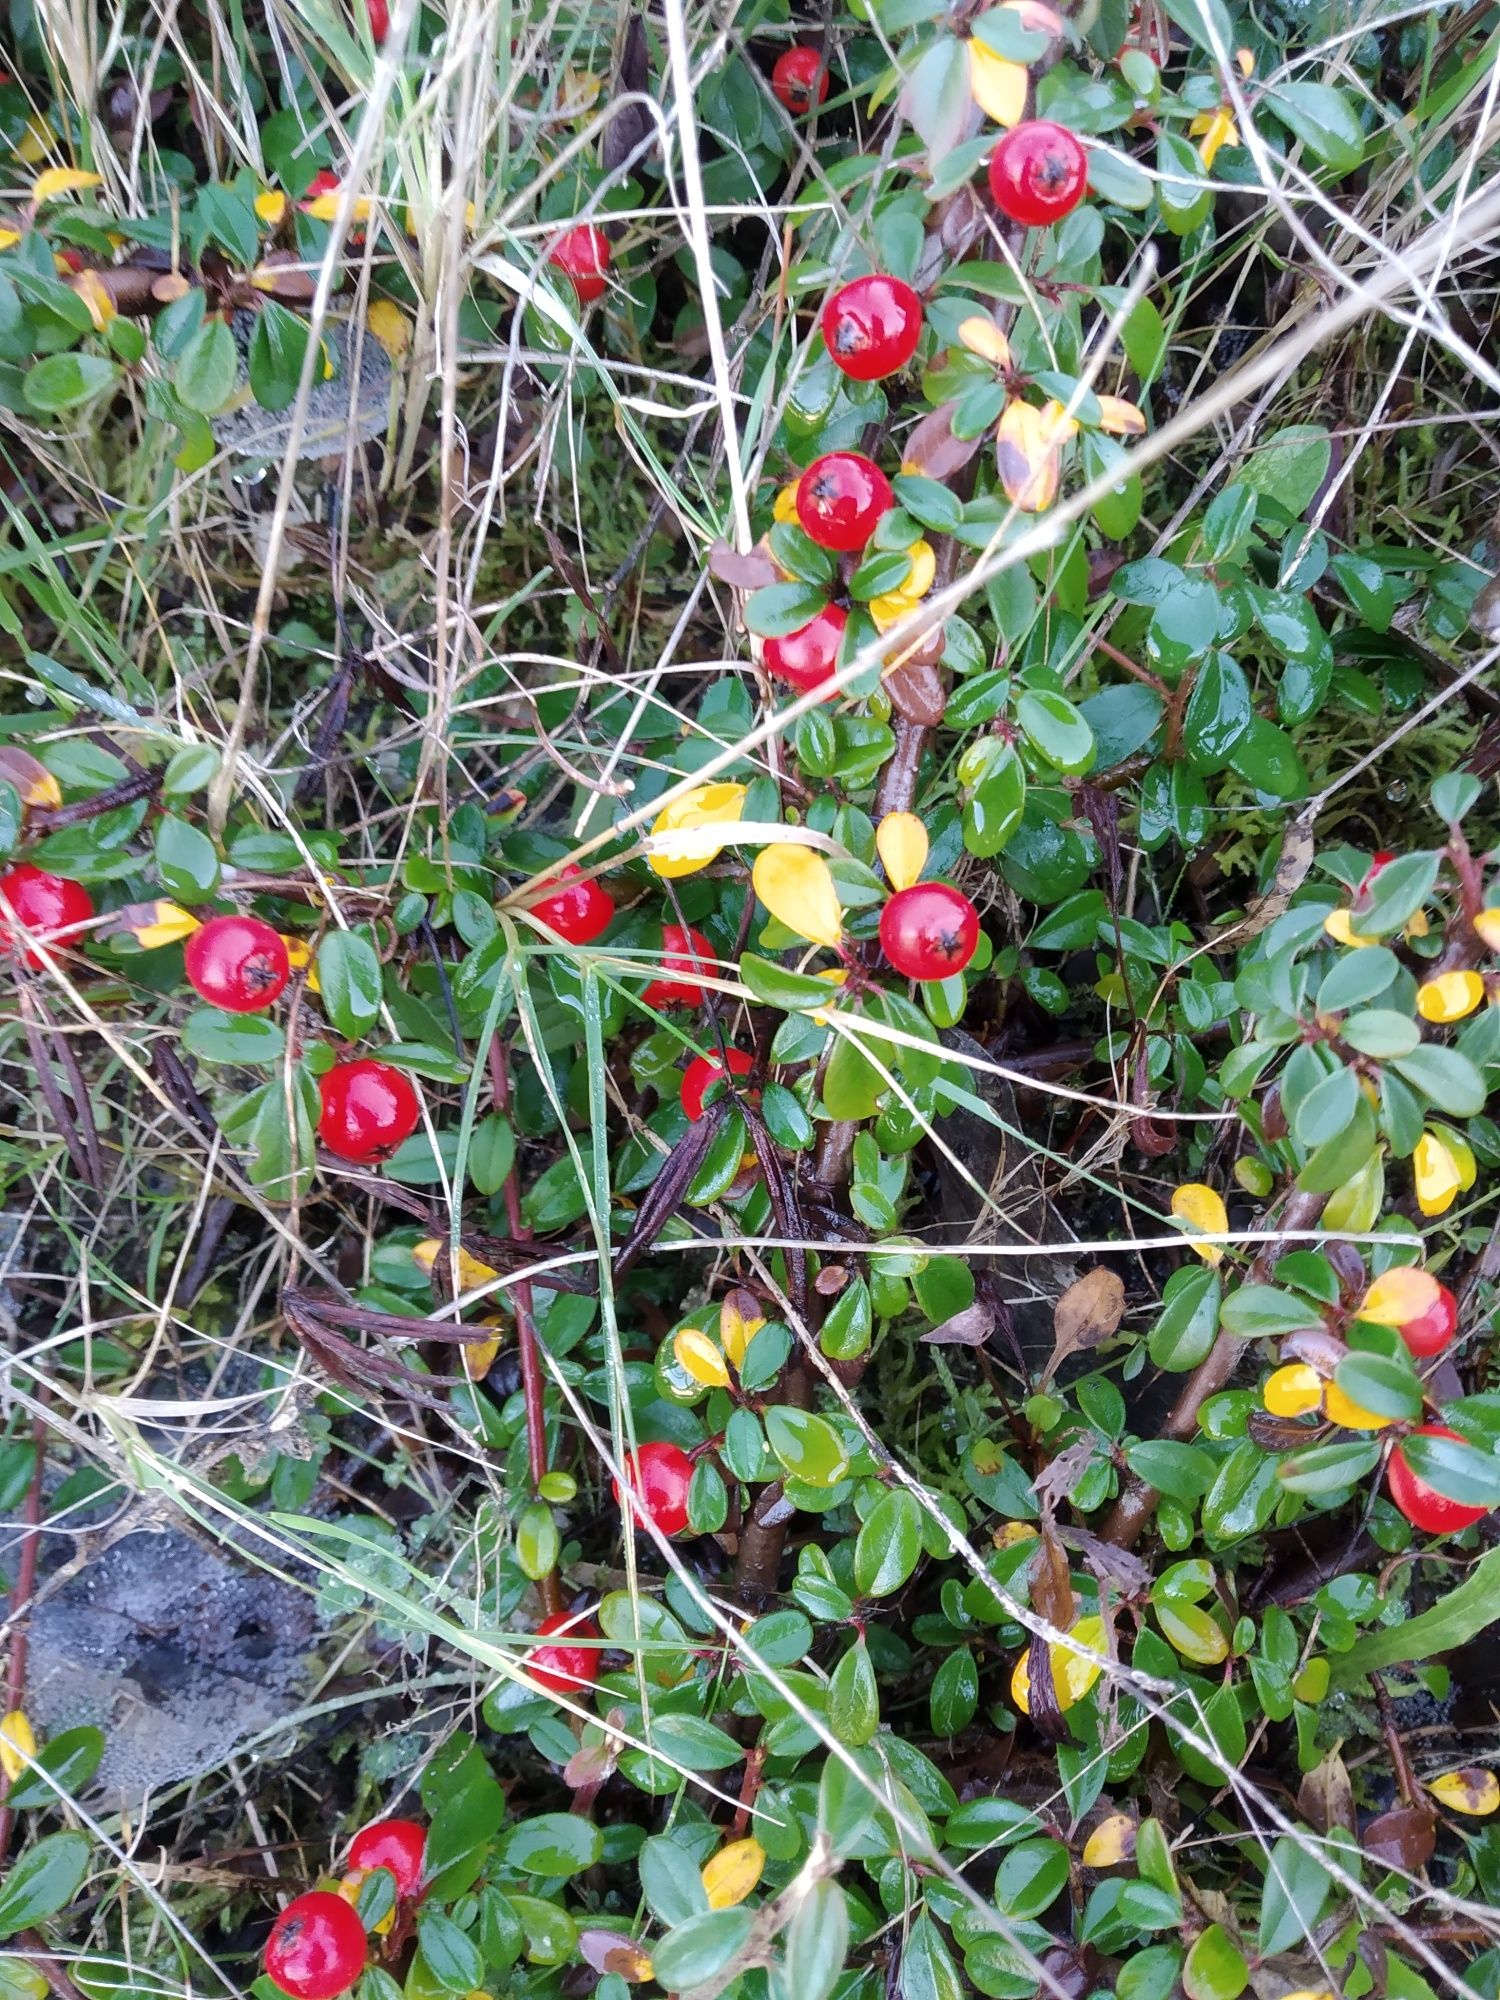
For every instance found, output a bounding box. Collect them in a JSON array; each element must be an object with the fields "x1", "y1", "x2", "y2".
[
  {"x1": 701, "y1": 1837, "x2": 765, "y2": 1910},
  {"x1": 968, "y1": 40, "x2": 1028, "y2": 127},
  {"x1": 464, "y1": 1326, "x2": 503, "y2": 1381},
  {"x1": 0, "y1": 1709, "x2": 35, "y2": 1782},
  {"x1": 1235, "y1": 46, "x2": 1255, "y2": 76},
  {"x1": 1324, "y1": 1381, "x2": 1392, "y2": 1432},
  {"x1": 1359, "y1": 1265, "x2": 1439, "y2": 1327},
  {"x1": 869, "y1": 588, "x2": 927, "y2": 634},
  {"x1": 1414, "y1": 1130, "x2": 1462, "y2": 1217},
  {"x1": 809, "y1": 966, "x2": 848, "y2": 1025},
  {"x1": 958, "y1": 315, "x2": 1012, "y2": 370},
  {"x1": 413, "y1": 1240, "x2": 501, "y2": 1292},
  {"x1": 1095, "y1": 394, "x2": 1146, "y2": 436},
  {"x1": 674, "y1": 1326, "x2": 730, "y2": 1388},
  {"x1": 255, "y1": 190, "x2": 288, "y2": 226},
  {"x1": 1263, "y1": 1364, "x2": 1322, "y2": 1419},
  {"x1": 561, "y1": 66, "x2": 604, "y2": 115},
  {"x1": 0, "y1": 746, "x2": 61, "y2": 808},
  {"x1": 877, "y1": 812, "x2": 929, "y2": 893},
  {"x1": 1010, "y1": 1613, "x2": 1107, "y2": 1716},
  {"x1": 752, "y1": 843, "x2": 843, "y2": 948},
  {"x1": 281, "y1": 933, "x2": 321, "y2": 992},
  {"x1": 1417, "y1": 970, "x2": 1483, "y2": 1023},
  {"x1": 1170, "y1": 1183, "x2": 1227, "y2": 1265},
  {"x1": 1189, "y1": 106, "x2": 1237, "y2": 169},
  {"x1": 1322, "y1": 908, "x2": 1374, "y2": 948},
  {"x1": 1081, "y1": 1814, "x2": 1136, "y2": 1868},
  {"x1": 719, "y1": 1290, "x2": 765, "y2": 1369},
  {"x1": 366, "y1": 298, "x2": 412, "y2": 359},
  {"x1": 902, "y1": 539, "x2": 937, "y2": 600},
  {"x1": 996, "y1": 399, "x2": 1061, "y2": 513},
  {"x1": 305, "y1": 193, "x2": 372, "y2": 224},
  {"x1": 1474, "y1": 908, "x2": 1500, "y2": 952},
  {"x1": 1156, "y1": 1601, "x2": 1229, "y2": 1665},
  {"x1": 96, "y1": 899, "x2": 202, "y2": 950},
  {"x1": 1426, "y1": 1767, "x2": 1500, "y2": 1816},
  {"x1": 1038, "y1": 398, "x2": 1080, "y2": 445},
  {"x1": 31, "y1": 166, "x2": 102, "y2": 203},
  {"x1": 648, "y1": 782, "x2": 747, "y2": 879},
  {"x1": 69, "y1": 269, "x2": 114, "y2": 331},
  {"x1": 15, "y1": 119, "x2": 53, "y2": 166},
  {"x1": 0, "y1": 227, "x2": 20, "y2": 251},
  {"x1": 772, "y1": 482, "x2": 800, "y2": 524},
  {"x1": 993, "y1": 1521, "x2": 1038, "y2": 1548}
]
